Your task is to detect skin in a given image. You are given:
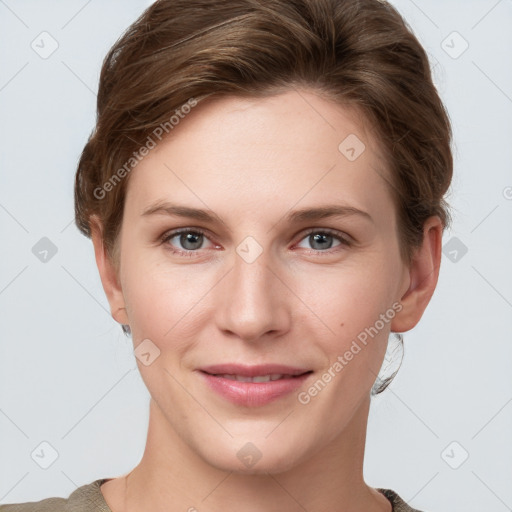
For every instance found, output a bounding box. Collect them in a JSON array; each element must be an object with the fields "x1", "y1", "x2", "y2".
[{"x1": 91, "y1": 88, "x2": 442, "y2": 512}]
